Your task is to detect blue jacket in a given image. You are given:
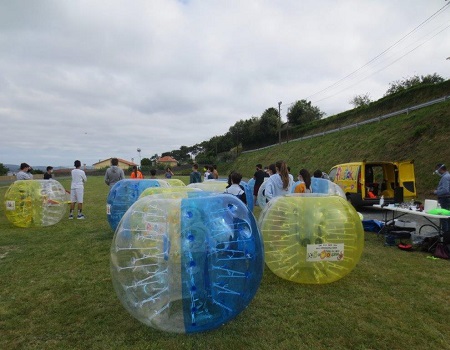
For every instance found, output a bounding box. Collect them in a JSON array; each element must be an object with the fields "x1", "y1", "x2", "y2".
[{"x1": 435, "y1": 171, "x2": 450, "y2": 197}]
